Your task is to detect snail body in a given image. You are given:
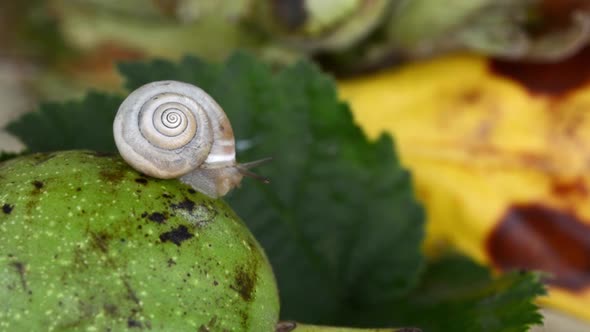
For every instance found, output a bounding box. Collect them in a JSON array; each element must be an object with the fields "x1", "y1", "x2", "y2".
[{"x1": 113, "y1": 80, "x2": 257, "y2": 198}]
